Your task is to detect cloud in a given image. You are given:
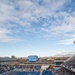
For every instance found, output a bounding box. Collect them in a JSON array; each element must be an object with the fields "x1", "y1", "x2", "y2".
[
  {"x1": 0, "y1": 38, "x2": 20, "y2": 43},
  {"x1": 59, "y1": 38, "x2": 75, "y2": 45},
  {"x1": 0, "y1": 0, "x2": 67, "y2": 22},
  {"x1": 0, "y1": 0, "x2": 75, "y2": 43},
  {"x1": 40, "y1": 10, "x2": 75, "y2": 42},
  {"x1": 0, "y1": 28, "x2": 20, "y2": 43},
  {"x1": 55, "y1": 50, "x2": 75, "y2": 57}
]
